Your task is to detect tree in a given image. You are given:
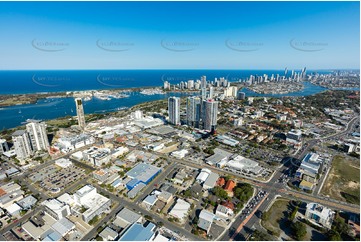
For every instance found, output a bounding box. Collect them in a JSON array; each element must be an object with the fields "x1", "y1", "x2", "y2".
[
  {"x1": 291, "y1": 221, "x2": 307, "y2": 240},
  {"x1": 250, "y1": 230, "x2": 272, "y2": 241},
  {"x1": 184, "y1": 189, "x2": 192, "y2": 198},
  {"x1": 327, "y1": 230, "x2": 342, "y2": 241},
  {"x1": 212, "y1": 186, "x2": 228, "y2": 200}
]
